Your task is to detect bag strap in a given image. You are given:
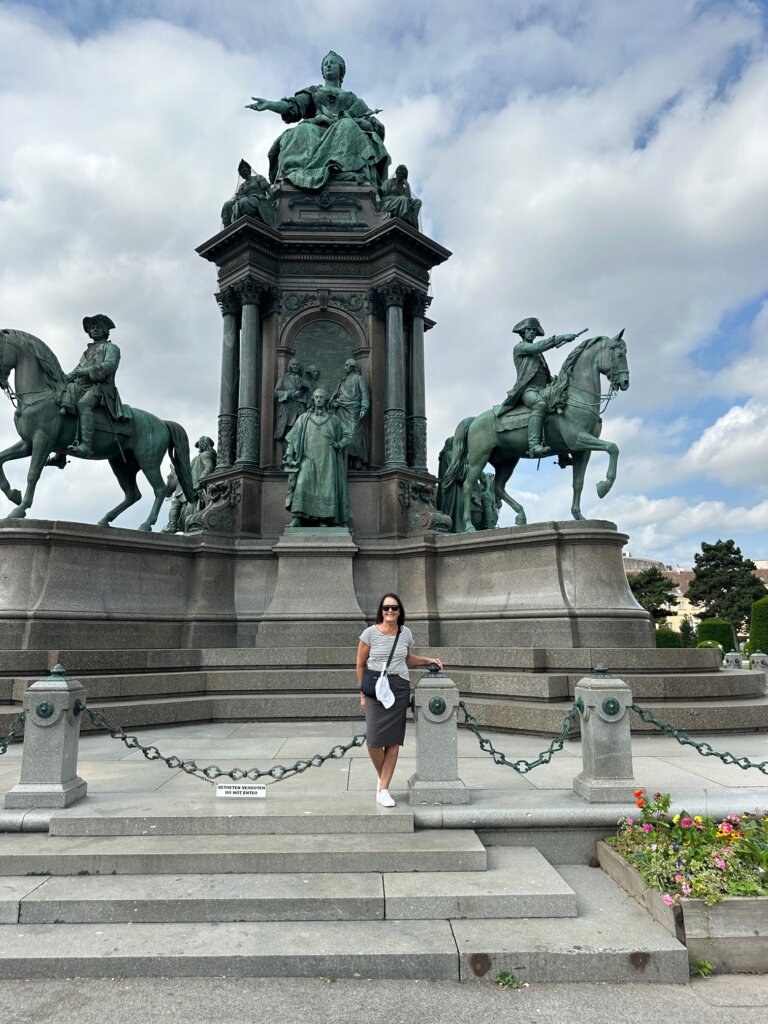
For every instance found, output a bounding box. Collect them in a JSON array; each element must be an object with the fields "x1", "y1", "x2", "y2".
[{"x1": 382, "y1": 627, "x2": 401, "y2": 672}]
